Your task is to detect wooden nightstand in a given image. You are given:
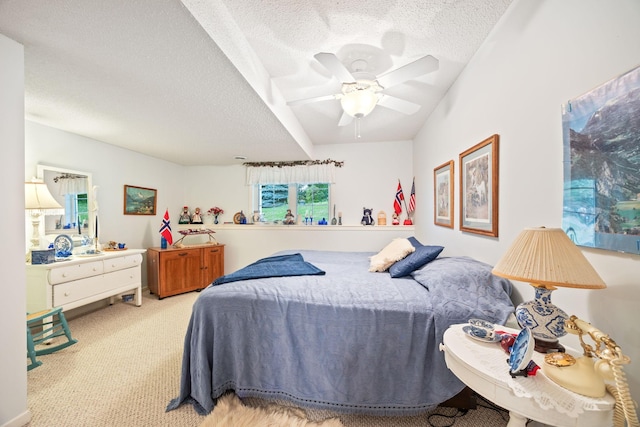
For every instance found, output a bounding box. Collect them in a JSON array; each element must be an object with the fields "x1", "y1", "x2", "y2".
[{"x1": 440, "y1": 324, "x2": 615, "y2": 427}]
